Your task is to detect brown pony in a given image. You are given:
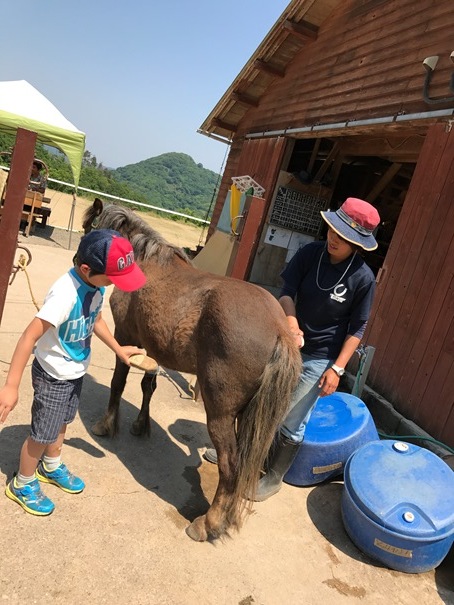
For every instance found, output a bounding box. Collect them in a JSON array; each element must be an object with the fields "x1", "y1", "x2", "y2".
[{"x1": 82, "y1": 198, "x2": 301, "y2": 541}]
